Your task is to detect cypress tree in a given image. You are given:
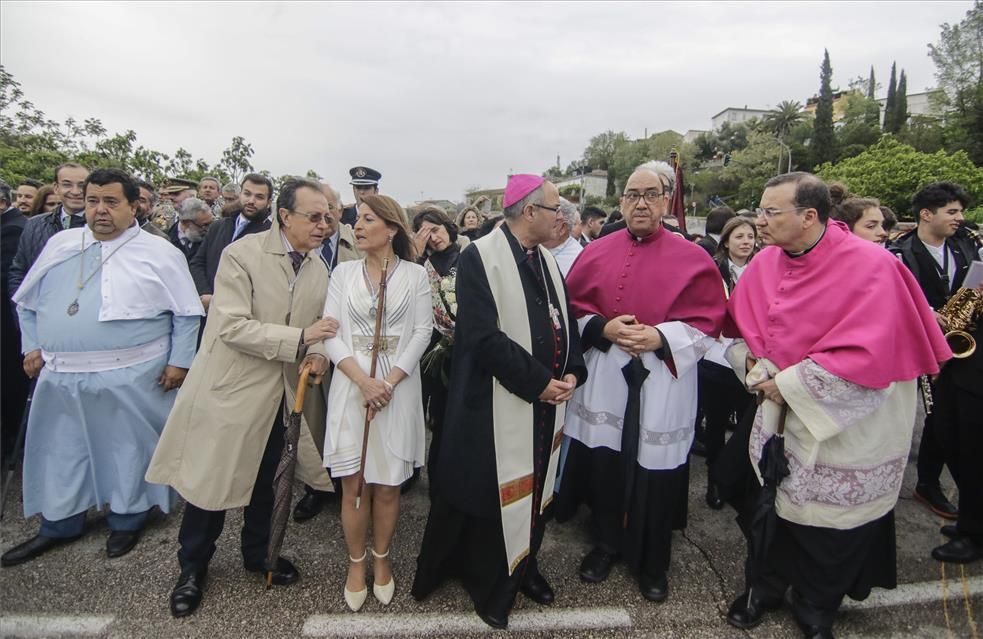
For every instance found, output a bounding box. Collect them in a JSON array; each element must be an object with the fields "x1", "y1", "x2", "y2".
[
  {"x1": 812, "y1": 49, "x2": 836, "y2": 165},
  {"x1": 865, "y1": 66, "x2": 881, "y2": 127},
  {"x1": 884, "y1": 62, "x2": 898, "y2": 132},
  {"x1": 895, "y1": 70, "x2": 908, "y2": 131}
]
